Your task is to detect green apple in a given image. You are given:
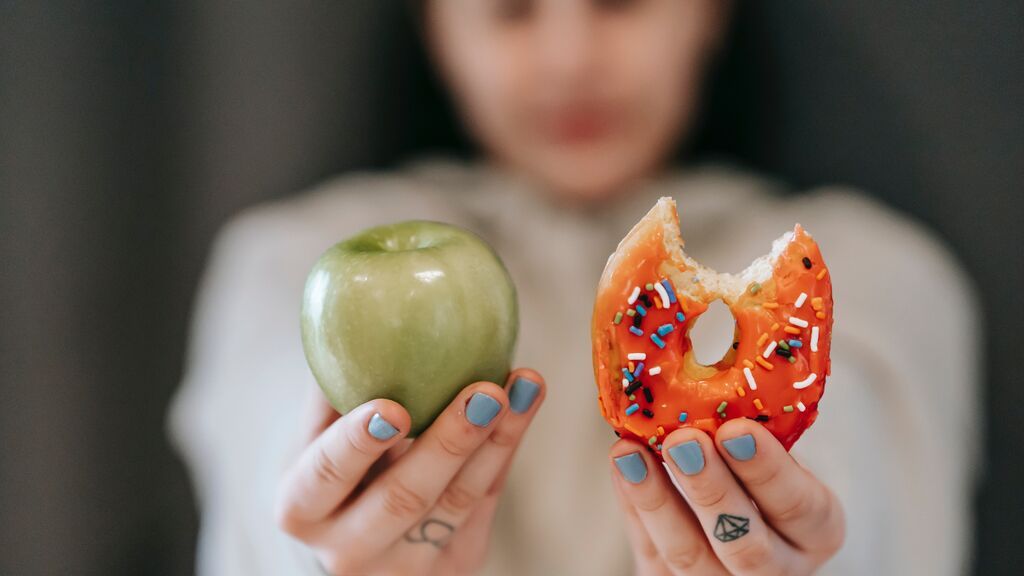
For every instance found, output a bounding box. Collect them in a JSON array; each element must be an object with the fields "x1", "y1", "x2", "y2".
[{"x1": 301, "y1": 220, "x2": 518, "y2": 435}]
